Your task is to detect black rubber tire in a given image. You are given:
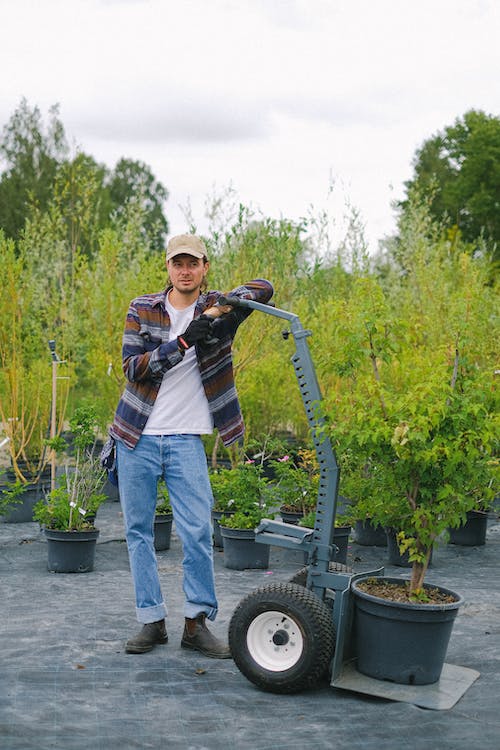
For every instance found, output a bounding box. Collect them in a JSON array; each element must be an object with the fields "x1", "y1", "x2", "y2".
[
  {"x1": 229, "y1": 582, "x2": 335, "y2": 694},
  {"x1": 289, "y1": 562, "x2": 352, "y2": 587}
]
